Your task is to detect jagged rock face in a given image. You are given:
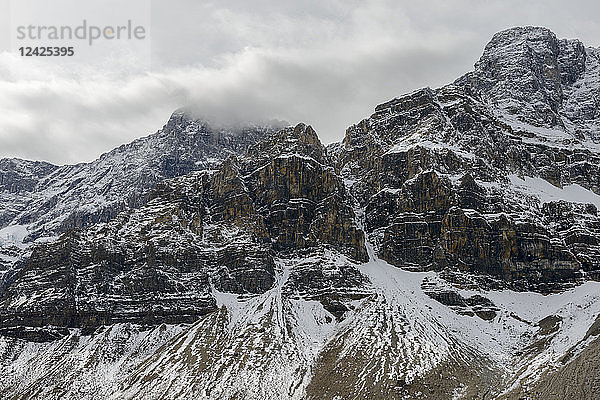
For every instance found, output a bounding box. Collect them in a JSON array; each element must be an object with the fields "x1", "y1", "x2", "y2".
[
  {"x1": 244, "y1": 125, "x2": 367, "y2": 261},
  {"x1": 542, "y1": 201, "x2": 600, "y2": 274},
  {"x1": 213, "y1": 123, "x2": 368, "y2": 263},
  {"x1": 0, "y1": 123, "x2": 368, "y2": 339},
  {"x1": 0, "y1": 169, "x2": 272, "y2": 339},
  {"x1": 470, "y1": 27, "x2": 568, "y2": 127},
  {"x1": 0, "y1": 159, "x2": 57, "y2": 228},
  {"x1": 0, "y1": 159, "x2": 57, "y2": 194},
  {"x1": 338, "y1": 28, "x2": 600, "y2": 292},
  {"x1": 458, "y1": 26, "x2": 600, "y2": 138},
  {"x1": 0, "y1": 111, "x2": 283, "y2": 242},
  {"x1": 0, "y1": 114, "x2": 285, "y2": 330}
]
